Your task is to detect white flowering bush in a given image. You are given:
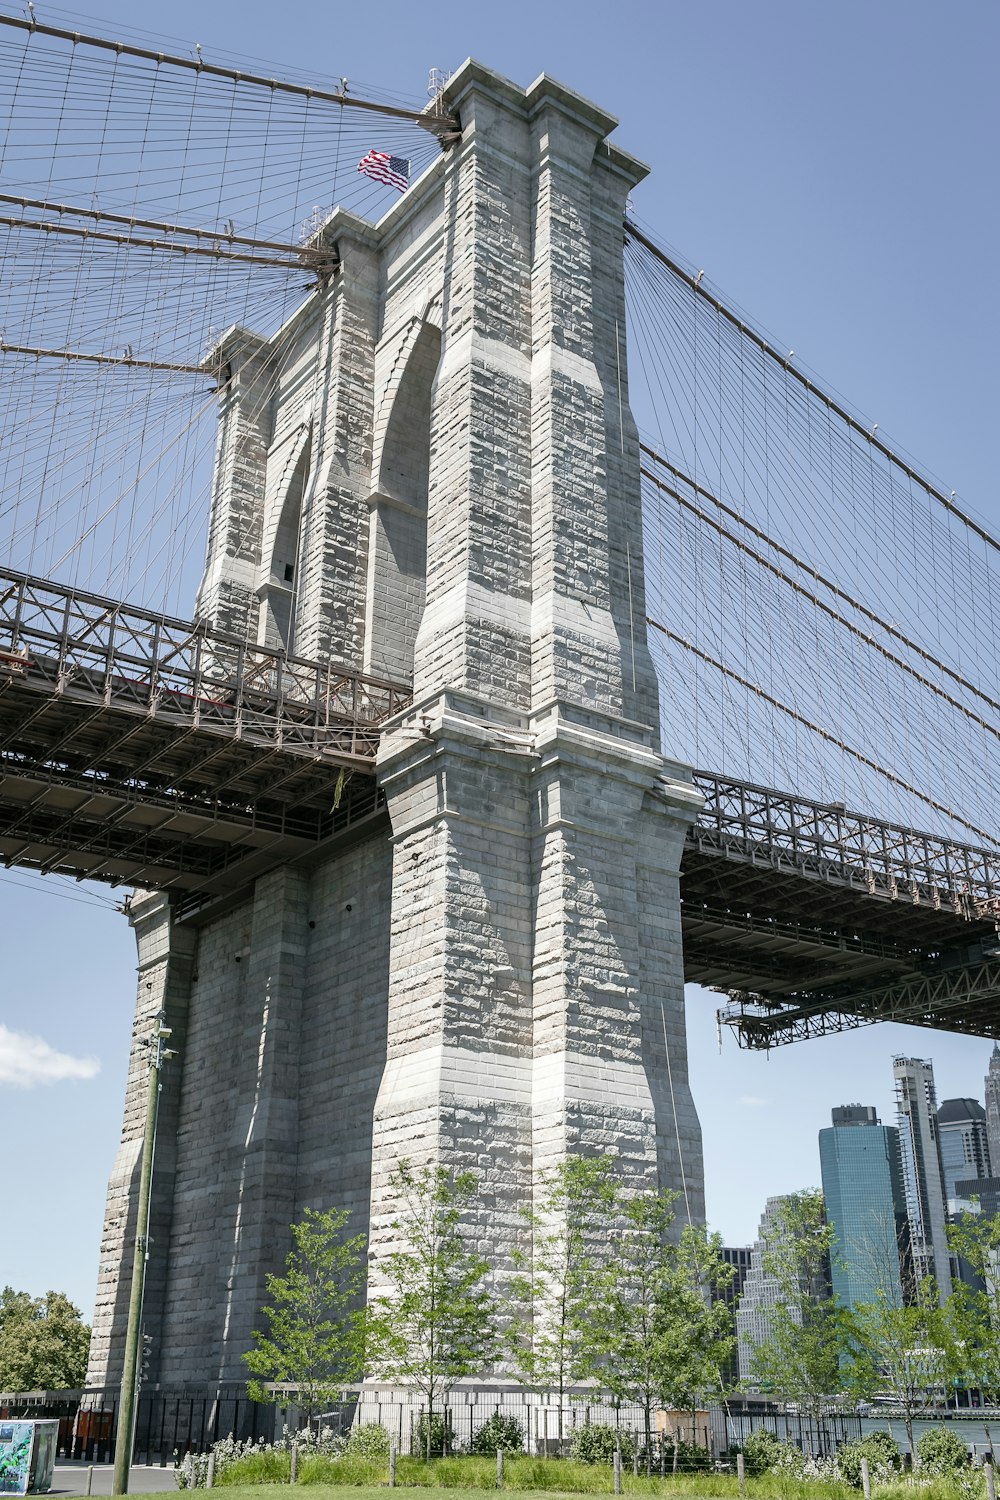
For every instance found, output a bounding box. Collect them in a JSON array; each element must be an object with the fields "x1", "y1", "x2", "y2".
[
  {"x1": 768, "y1": 1442, "x2": 809, "y2": 1479},
  {"x1": 274, "y1": 1423, "x2": 346, "y2": 1456},
  {"x1": 344, "y1": 1422, "x2": 390, "y2": 1457},
  {"x1": 175, "y1": 1433, "x2": 269, "y2": 1489},
  {"x1": 174, "y1": 1423, "x2": 347, "y2": 1488}
]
